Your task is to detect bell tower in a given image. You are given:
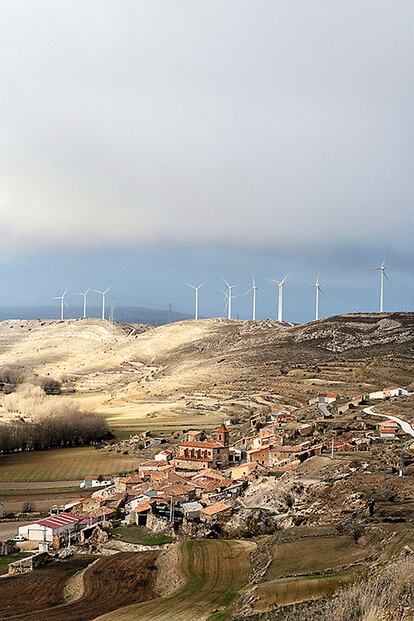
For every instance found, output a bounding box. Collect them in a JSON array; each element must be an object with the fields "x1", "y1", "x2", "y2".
[{"x1": 215, "y1": 423, "x2": 229, "y2": 447}]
